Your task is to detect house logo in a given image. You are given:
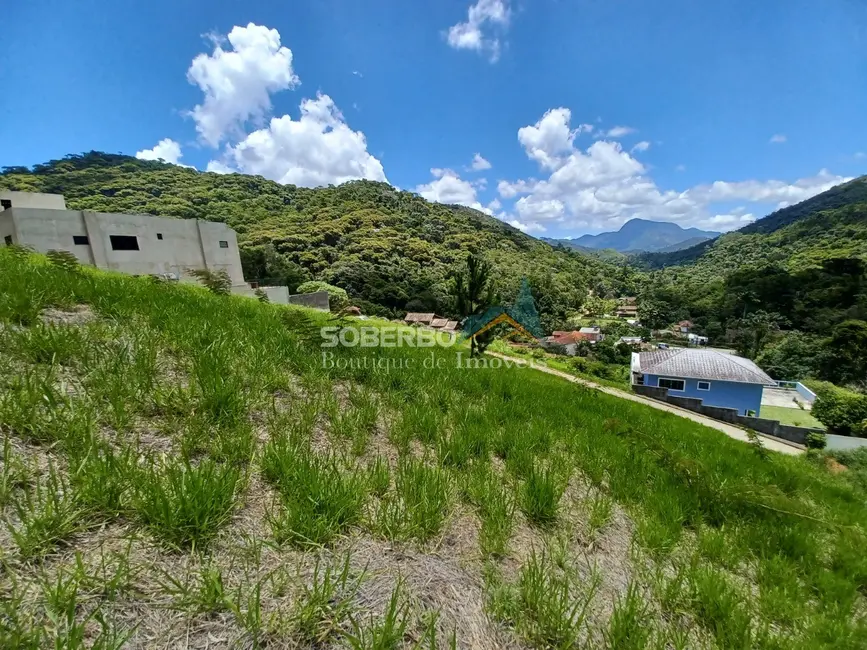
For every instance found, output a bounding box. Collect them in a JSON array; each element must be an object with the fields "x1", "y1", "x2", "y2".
[{"x1": 462, "y1": 304, "x2": 543, "y2": 342}]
